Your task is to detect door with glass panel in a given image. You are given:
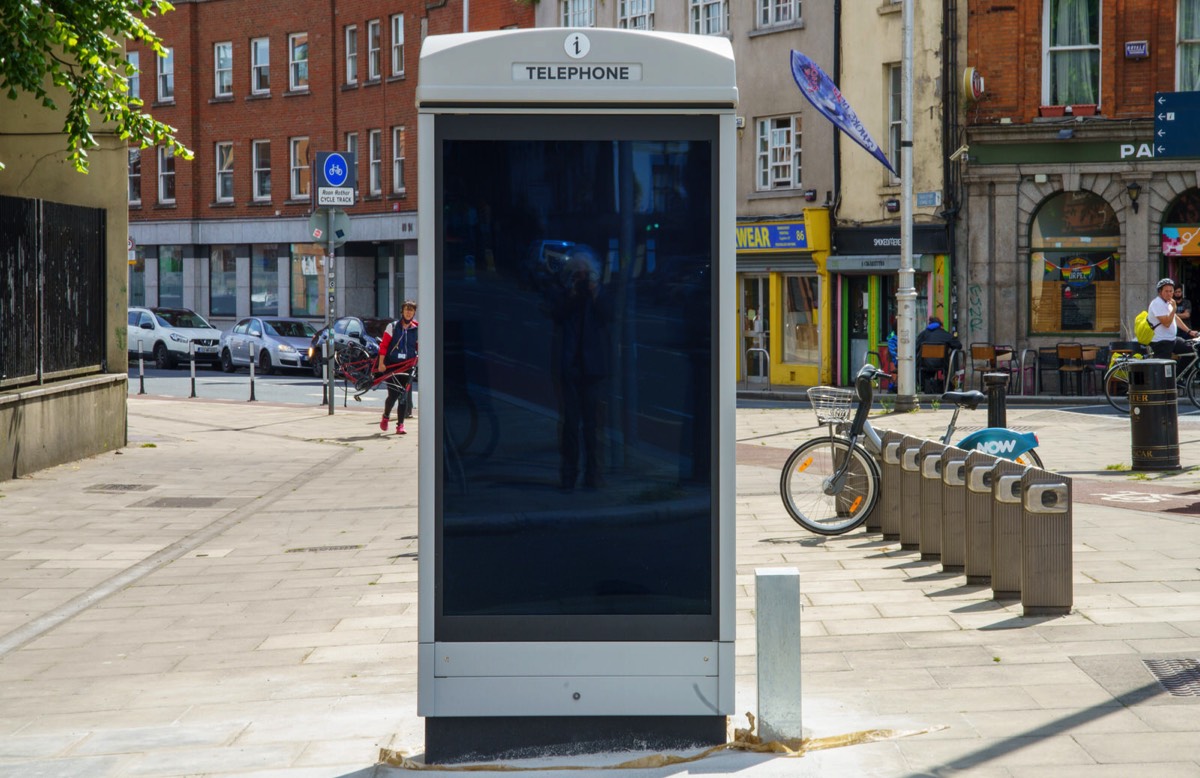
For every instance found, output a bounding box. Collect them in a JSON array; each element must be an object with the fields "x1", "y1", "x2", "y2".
[{"x1": 741, "y1": 274, "x2": 770, "y2": 383}]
